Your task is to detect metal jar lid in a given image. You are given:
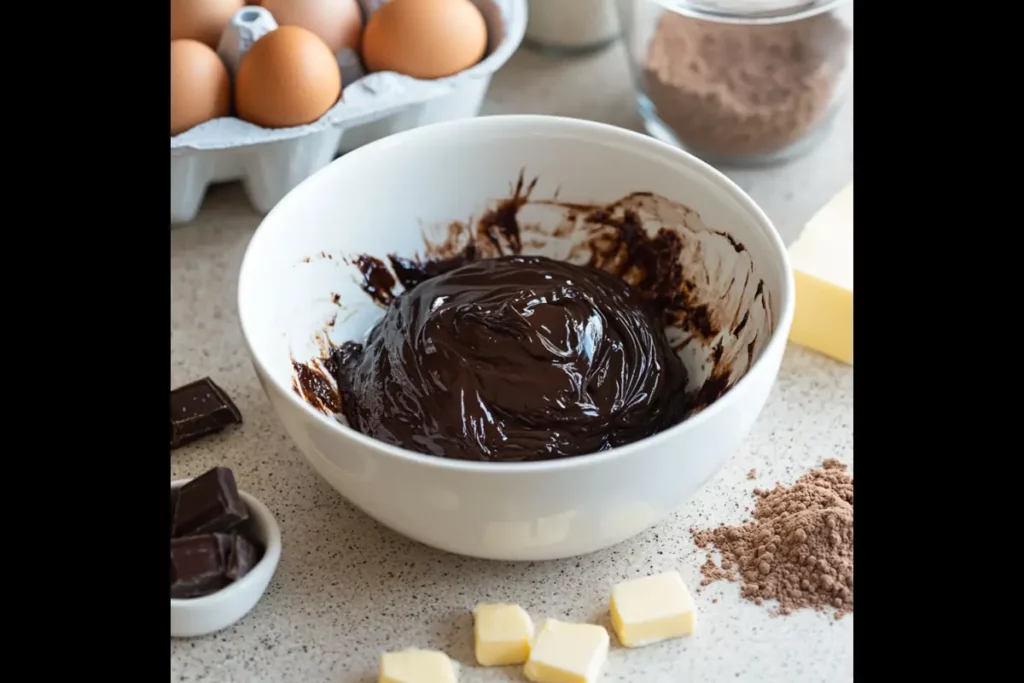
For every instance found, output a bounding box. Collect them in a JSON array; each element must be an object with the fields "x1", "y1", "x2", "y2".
[{"x1": 655, "y1": 0, "x2": 850, "y2": 23}]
